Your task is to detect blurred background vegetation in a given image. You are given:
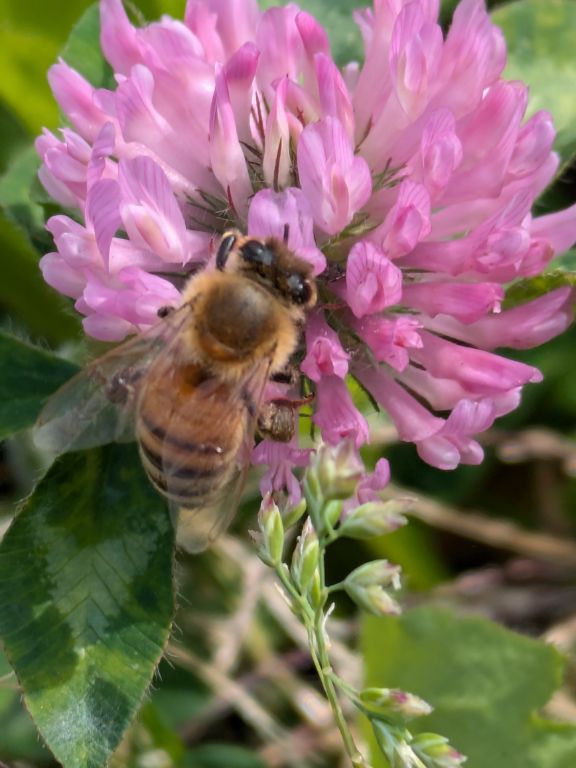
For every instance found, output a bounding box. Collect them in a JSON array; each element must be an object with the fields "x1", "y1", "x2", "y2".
[{"x1": 1, "y1": 1, "x2": 576, "y2": 766}]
